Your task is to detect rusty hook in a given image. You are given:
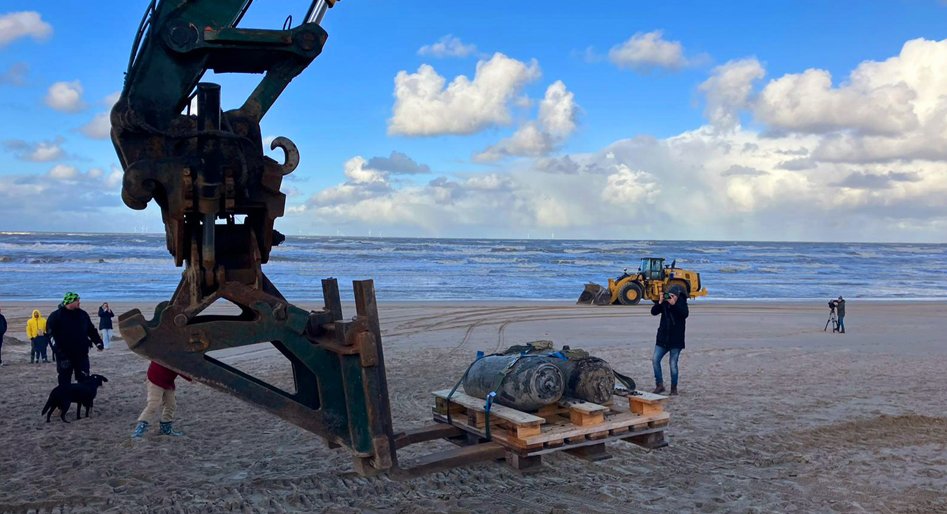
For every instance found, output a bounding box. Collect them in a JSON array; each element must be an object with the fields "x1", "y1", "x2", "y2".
[{"x1": 270, "y1": 136, "x2": 299, "y2": 175}]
